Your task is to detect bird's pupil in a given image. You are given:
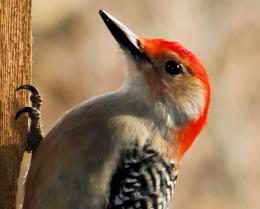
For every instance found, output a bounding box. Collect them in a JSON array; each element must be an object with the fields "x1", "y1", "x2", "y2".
[{"x1": 165, "y1": 61, "x2": 182, "y2": 75}]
